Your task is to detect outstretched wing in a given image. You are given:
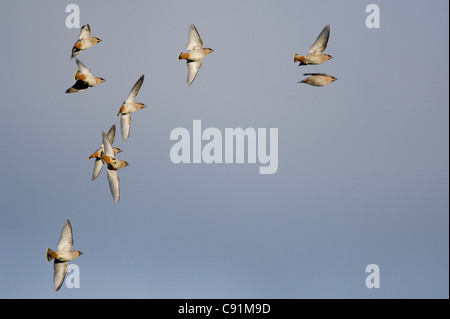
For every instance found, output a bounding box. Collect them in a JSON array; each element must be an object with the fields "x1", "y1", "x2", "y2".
[
  {"x1": 187, "y1": 24, "x2": 203, "y2": 50},
  {"x1": 126, "y1": 75, "x2": 144, "y2": 103},
  {"x1": 53, "y1": 260, "x2": 68, "y2": 291},
  {"x1": 57, "y1": 220, "x2": 73, "y2": 252},
  {"x1": 107, "y1": 169, "x2": 120, "y2": 203},
  {"x1": 186, "y1": 60, "x2": 202, "y2": 86},
  {"x1": 92, "y1": 158, "x2": 104, "y2": 181},
  {"x1": 120, "y1": 113, "x2": 131, "y2": 142},
  {"x1": 309, "y1": 25, "x2": 330, "y2": 54},
  {"x1": 78, "y1": 24, "x2": 91, "y2": 40},
  {"x1": 102, "y1": 132, "x2": 114, "y2": 157},
  {"x1": 75, "y1": 59, "x2": 93, "y2": 77},
  {"x1": 65, "y1": 80, "x2": 89, "y2": 93},
  {"x1": 106, "y1": 124, "x2": 116, "y2": 145}
]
